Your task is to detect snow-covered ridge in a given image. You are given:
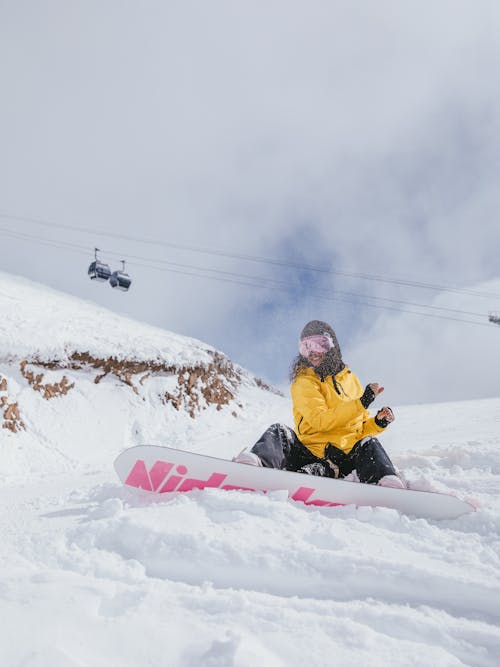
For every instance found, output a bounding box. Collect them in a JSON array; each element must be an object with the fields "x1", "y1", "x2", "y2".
[
  {"x1": 0, "y1": 271, "x2": 217, "y2": 365},
  {"x1": 0, "y1": 272, "x2": 280, "y2": 439}
]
